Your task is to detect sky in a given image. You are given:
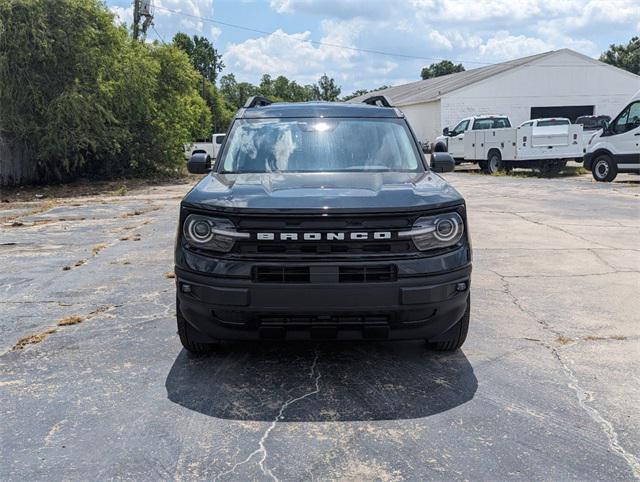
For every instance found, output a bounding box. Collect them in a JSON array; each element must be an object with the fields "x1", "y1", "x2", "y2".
[{"x1": 106, "y1": 0, "x2": 640, "y2": 96}]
